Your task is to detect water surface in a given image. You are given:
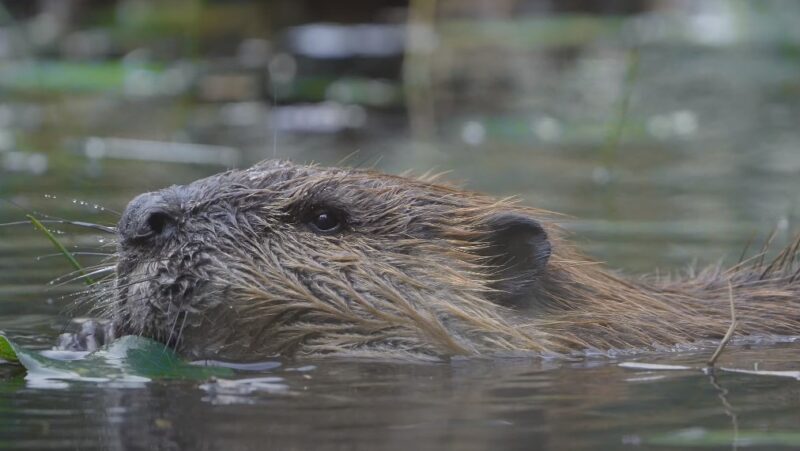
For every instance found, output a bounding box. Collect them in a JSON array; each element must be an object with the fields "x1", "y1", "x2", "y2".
[
  {"x1": 2, "y1": 143, "x2": 800, "y2": 450},
  {"x1": 2, "y1": 3, "x2": 800, "y2": 448}
]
